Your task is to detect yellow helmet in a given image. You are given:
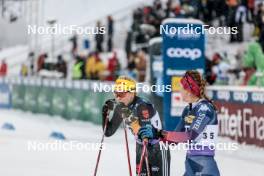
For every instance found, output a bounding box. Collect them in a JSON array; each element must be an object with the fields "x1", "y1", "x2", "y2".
[{"x1": 114, "y1": 76, "x2": 137, "y2": 92}]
